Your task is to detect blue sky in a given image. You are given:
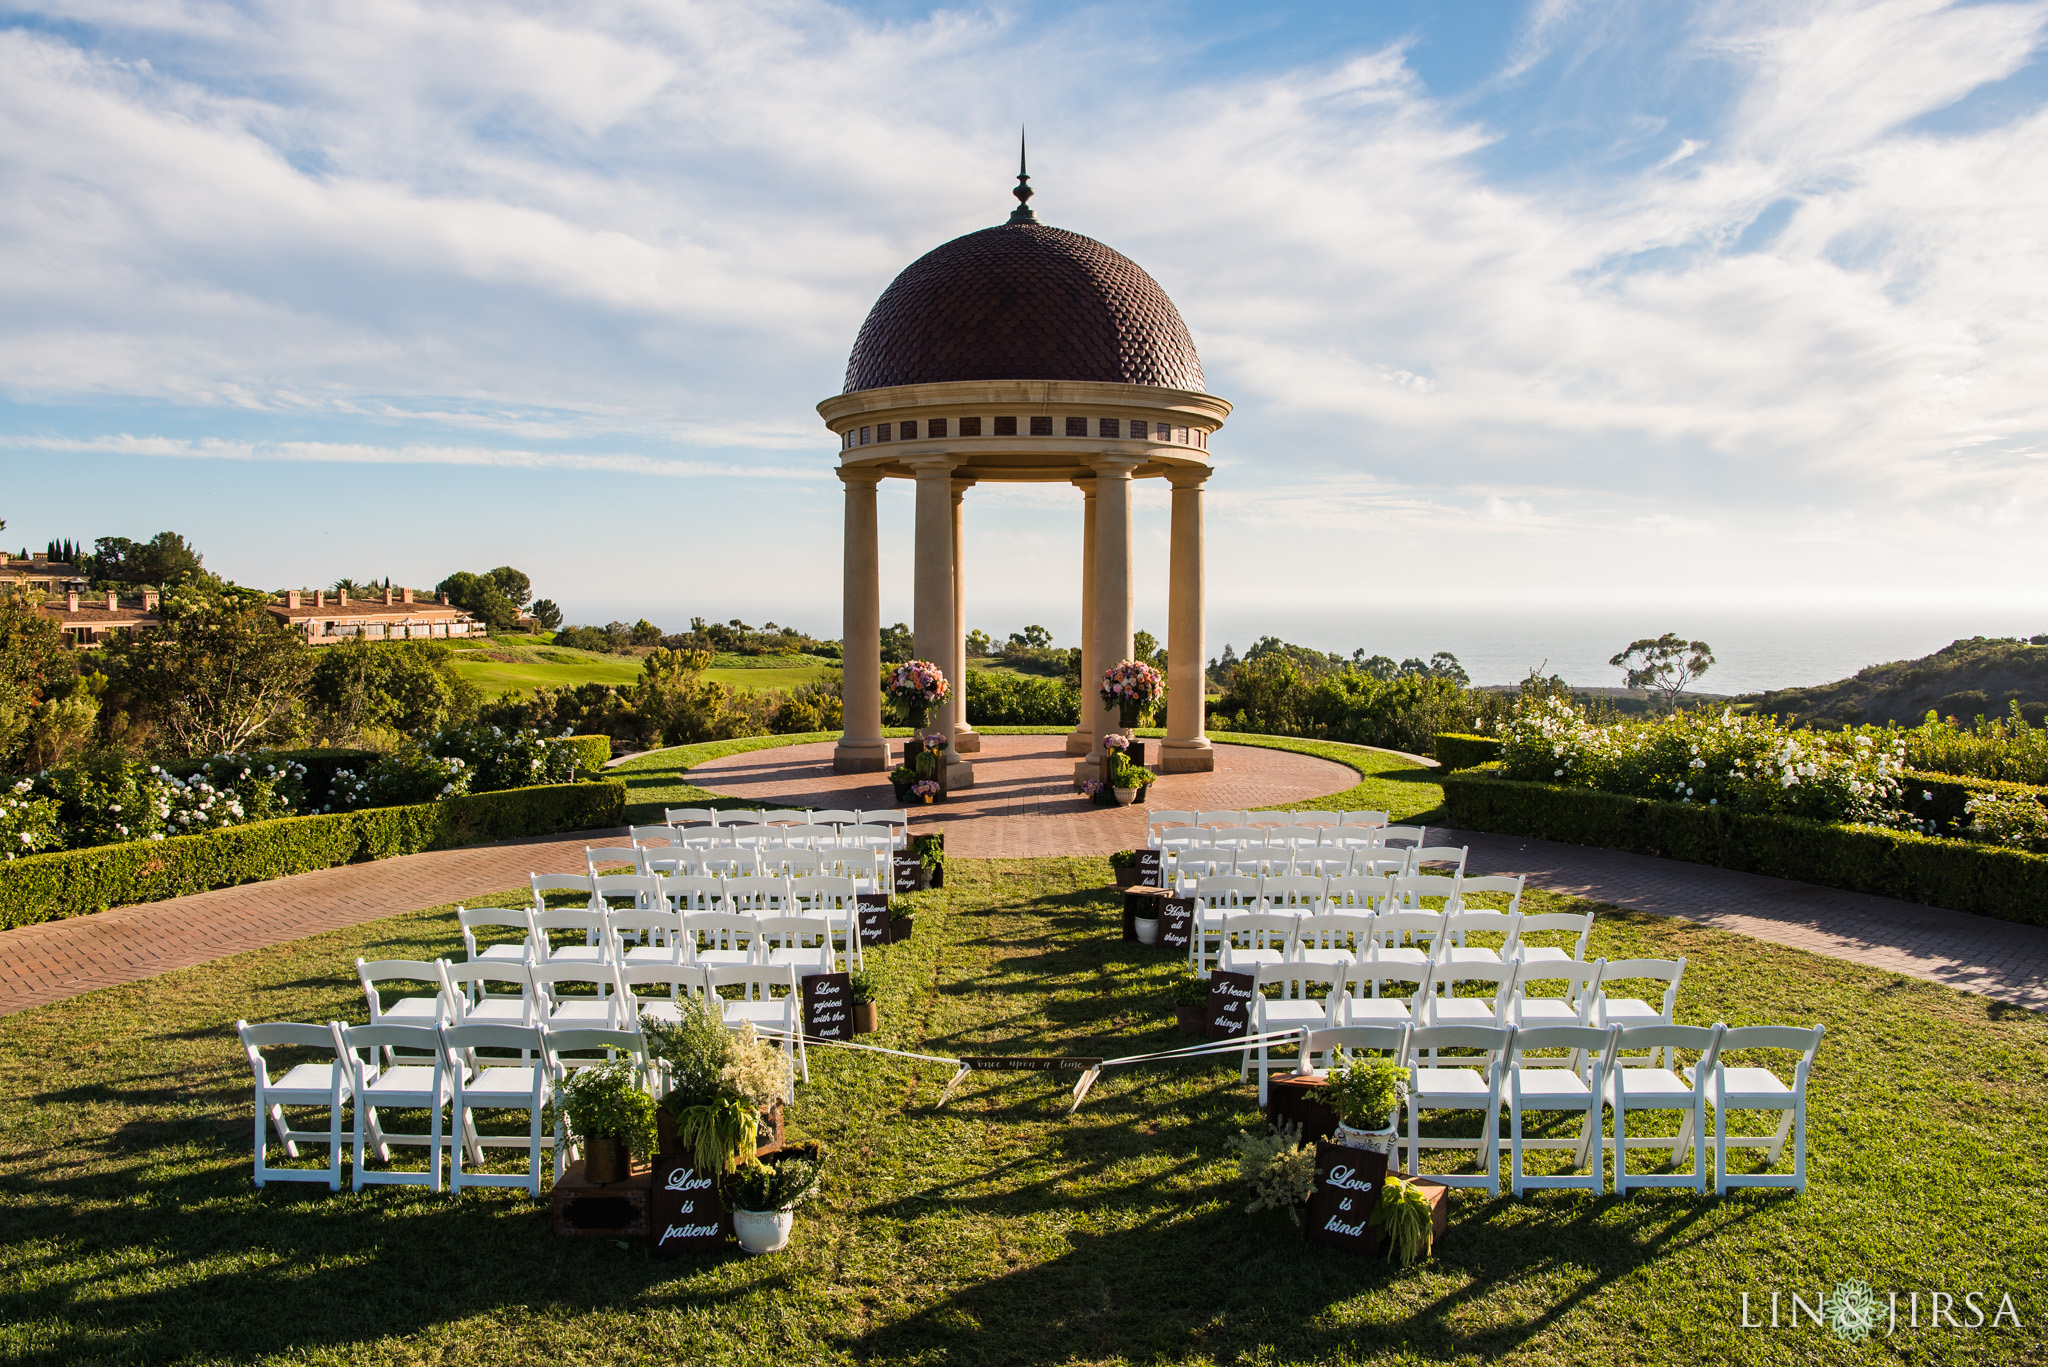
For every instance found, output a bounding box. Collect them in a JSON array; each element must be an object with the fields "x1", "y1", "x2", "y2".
[{"x1": 2, "y1": 0, "x2": 2045, "y2": 666}]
